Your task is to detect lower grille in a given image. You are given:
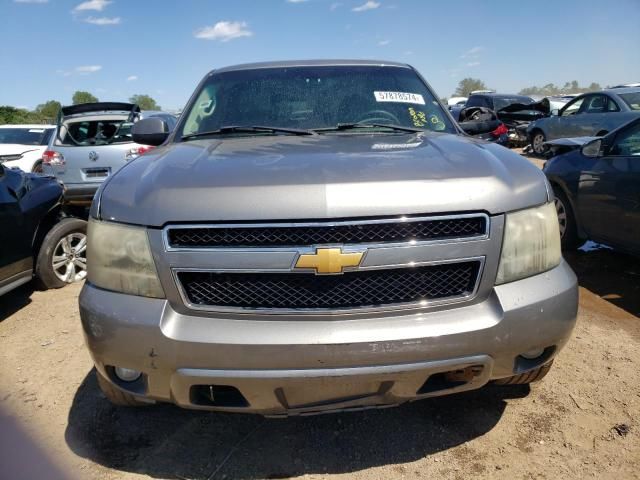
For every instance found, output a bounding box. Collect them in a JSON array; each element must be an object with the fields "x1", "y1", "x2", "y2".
[{"x1": 178, "y1": 261, "x2": 481, "y2": 310}]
